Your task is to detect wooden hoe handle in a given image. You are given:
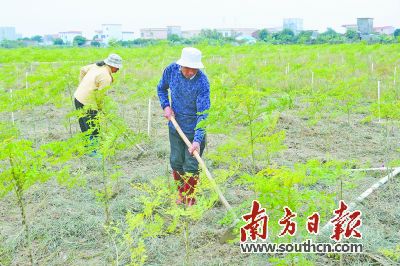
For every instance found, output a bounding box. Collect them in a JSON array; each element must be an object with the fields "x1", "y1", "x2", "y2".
[{"x1": 170, "y1": 116, "x2": 234, "y2": 212}]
